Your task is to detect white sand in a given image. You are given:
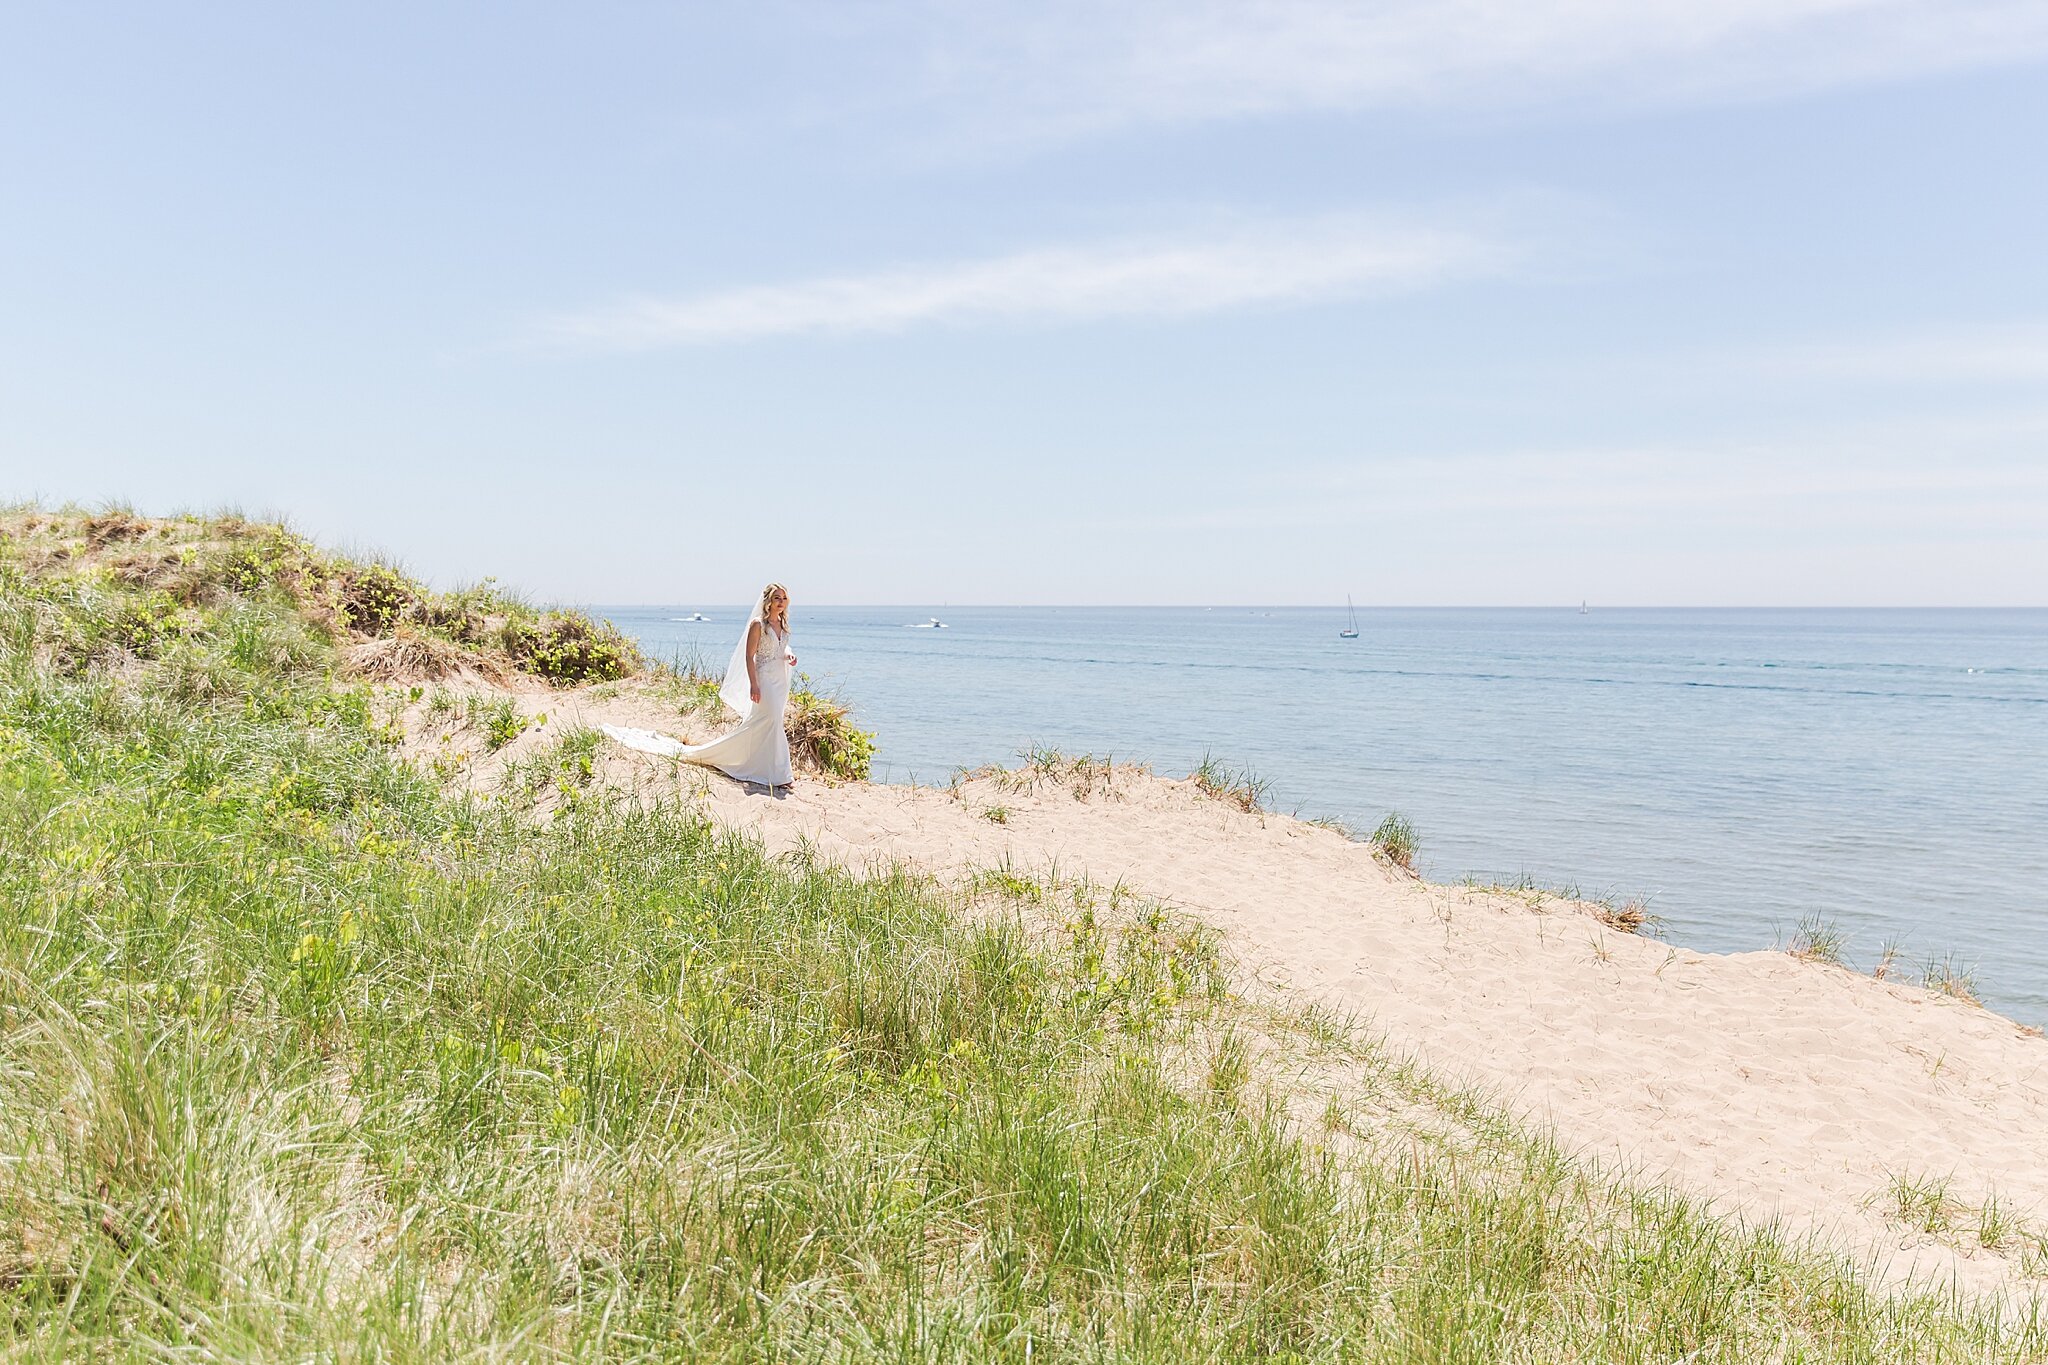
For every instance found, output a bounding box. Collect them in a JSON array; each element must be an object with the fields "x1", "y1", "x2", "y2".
[{"x1": 406, "y1": 680, "x2": 2048, "y2": 1299}]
